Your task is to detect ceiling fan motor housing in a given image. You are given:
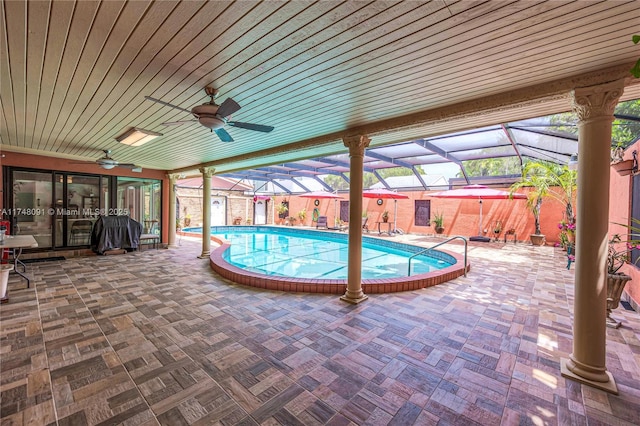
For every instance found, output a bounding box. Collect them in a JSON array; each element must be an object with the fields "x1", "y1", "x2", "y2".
[{"x1": 192, "y1": 103, "x2": 226, "y2": 129}]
